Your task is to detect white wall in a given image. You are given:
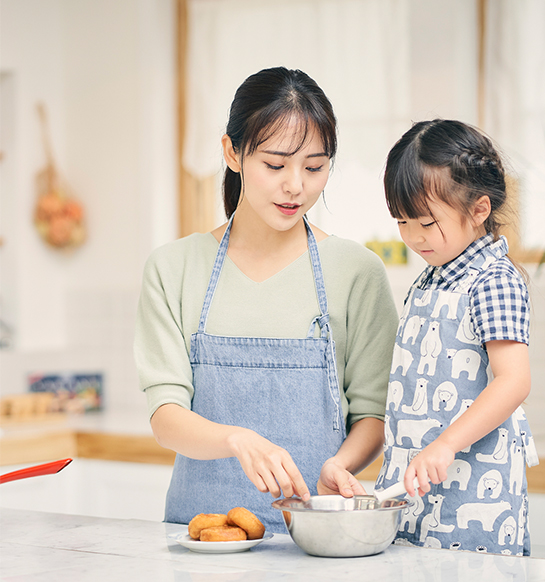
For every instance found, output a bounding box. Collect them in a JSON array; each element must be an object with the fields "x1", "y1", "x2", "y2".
[
  {"x1": 0, "y1": 0, "x2": 543, "y2": 445},
  {"x1": 1, "y1": 0, "x2": 68, "y2": 351},
  {"x1": 0, "y1": 0, "x2": 177, "y2": 413}
]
